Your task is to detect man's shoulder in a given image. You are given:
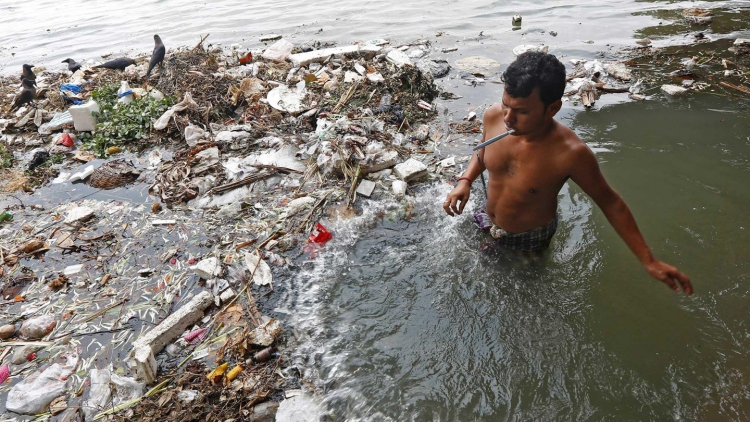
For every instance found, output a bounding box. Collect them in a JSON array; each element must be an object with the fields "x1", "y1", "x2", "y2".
[
  {"x1": 552, "y1": 121, "x2": 591, "y2": 159},
  {"x1": 484, "y1": 103, "x2": 504, "y2": 121}
]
